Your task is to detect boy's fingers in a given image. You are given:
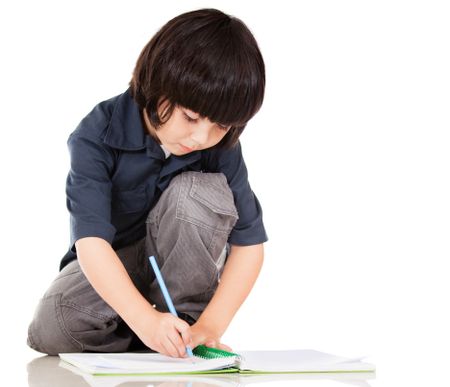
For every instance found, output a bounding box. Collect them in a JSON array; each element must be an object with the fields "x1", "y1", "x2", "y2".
[
  {"x1": 158, "y1": 336, "x2": 177, "y2": 358},
  {"x1": 165, "y1": 332, "x2": 185, "y2": 358},
  {"x1": 218, "y1": 342, "x2": 233, "y2": 352},
  {"x1": 204, "y1": 340, "x2": 232, "y2": 351},
  {"x1": 180, "y1": 330, "x2": 193, "y2": 350},
  {"x1": 175, "y1": 319, "x2": 193, "y2": 347},
  {"x1": 191, "y1": 337, "x2": 202, "y2": 349},
  {"x1": 169, "y1": 326, "x2": 191, "y2": 357}
]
